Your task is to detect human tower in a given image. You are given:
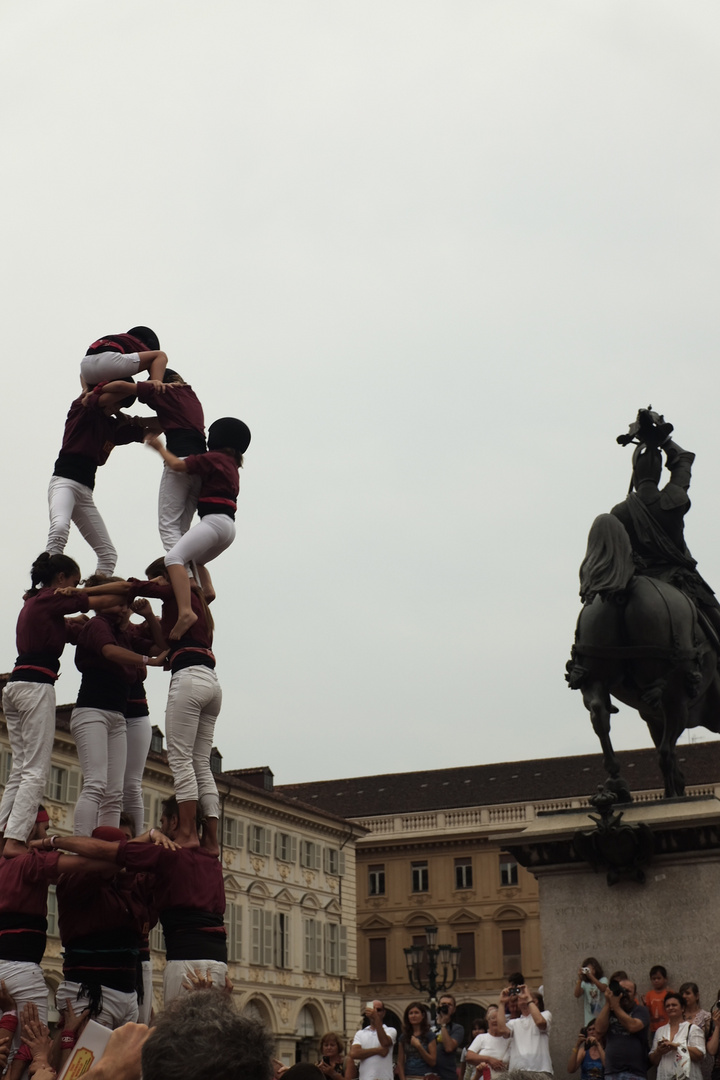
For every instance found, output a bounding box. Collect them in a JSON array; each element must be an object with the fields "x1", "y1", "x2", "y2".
[{"x1": 0, "y1": 325, "x2": 251, "y2": 855}]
